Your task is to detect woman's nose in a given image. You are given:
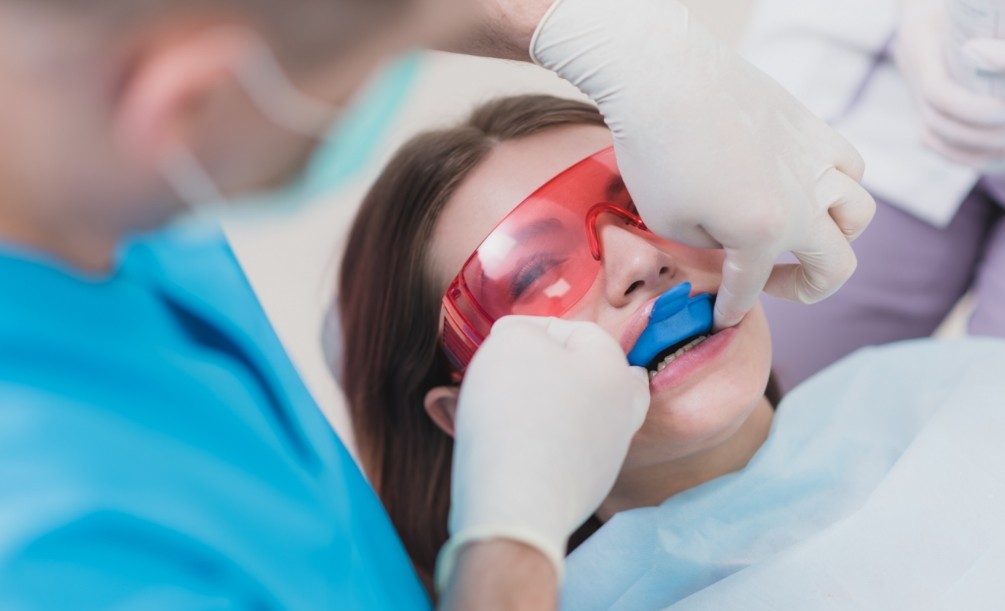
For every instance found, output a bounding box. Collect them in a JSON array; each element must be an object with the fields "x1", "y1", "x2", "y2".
[{"x1": 598, "y1": 221, "x2": 676, "y2": 308}]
